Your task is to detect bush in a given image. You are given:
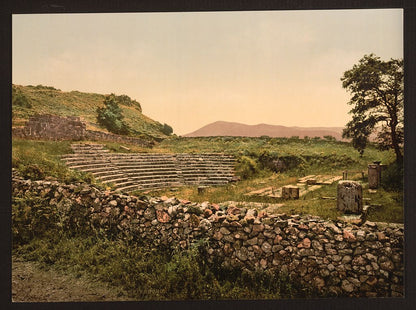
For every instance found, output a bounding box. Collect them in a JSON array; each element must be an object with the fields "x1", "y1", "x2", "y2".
[
  {"x1": 161, "y1": 123, "x2": 173, "y2": 135},
  {"x1": 235, "y1": 156, "x2": 259, "y2": 179},
  {"x1": 381, "y1": 161, "x2": 403, "y2": 191},
  {"x1": 114, "y1": 94, "x2": 142, "y2": 112},
  {"x1": 12, "y1": 86, "x2": 32, "y2": 108},
  {"x1": 96, "y1": 94, "x2": 131, "y2": 135},
  {"x1": 12, "y1": 193, "x2": 60, "y2": 246}
]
